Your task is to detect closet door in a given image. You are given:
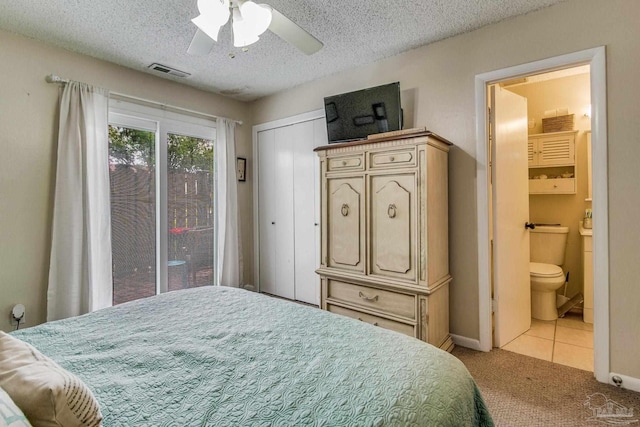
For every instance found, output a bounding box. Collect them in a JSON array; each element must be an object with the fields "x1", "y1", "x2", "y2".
[
  {"x1": 273, "y1": 126, "x2": 296, "y2": 299},
  {"x1": 292, "y1": 119, "x2": 324, "y2": 305},
  {"x1": 258, "y1": 127, "x2": 295, "y2": 299},
  {"x1": 257, "y1": 117, "x2": 322, "y2": 303},
  {"x1": 258, "y1": 129, "x2": 277, "y2": 295}
]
